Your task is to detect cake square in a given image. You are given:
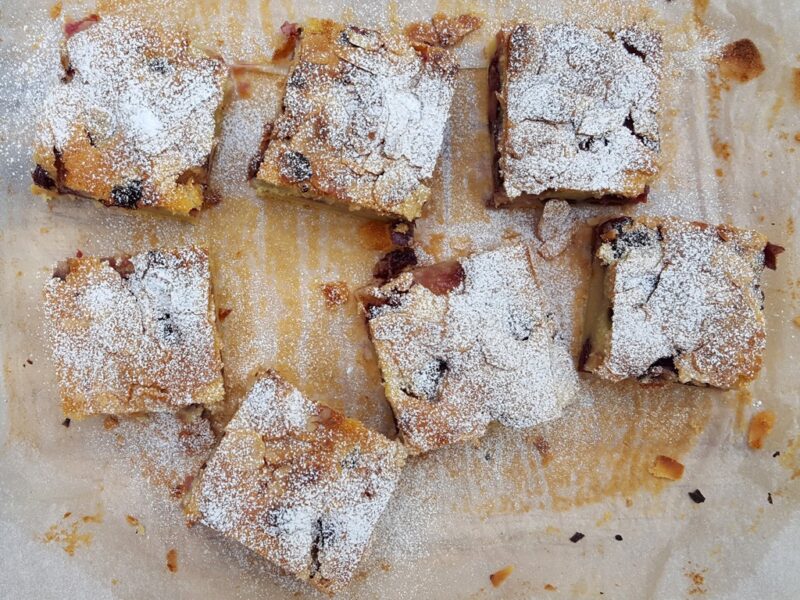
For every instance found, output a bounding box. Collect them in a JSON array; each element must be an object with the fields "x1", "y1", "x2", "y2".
[
  {"x1": 32, "y1": 15, "x2": 228, "y2": 215},
  {"x1": 43, "y1": 247, "x2": 224, "y2": 418},
  {"x1": 580, "y1": 216, "x2": 782, "y2": 388},
  {"x1": 250, "y1": 19, "x2": 467, "y2": 221},
  {"x1": 185, "y1": 371, "x2": 406, "y2": 593},
  {"x1": 489, "y1": 23, "x2": 662, "y2": 206},
  {"x1": 358, "y1": 244, "x2": 578, "y2": 454}
]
